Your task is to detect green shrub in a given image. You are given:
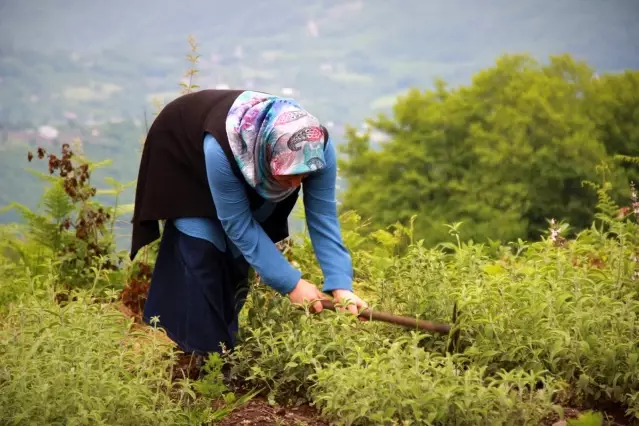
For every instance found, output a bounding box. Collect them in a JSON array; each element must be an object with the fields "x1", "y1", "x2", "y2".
[
  {"x1": 226, "y1": 171, "x2": 639, "y2": 424},
  {"x1": 310, "y1": 336, "x2": 561, "y2": 425},
  {"x1": 0, "y1": 282, "x2": 249, "y2": 425}
]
